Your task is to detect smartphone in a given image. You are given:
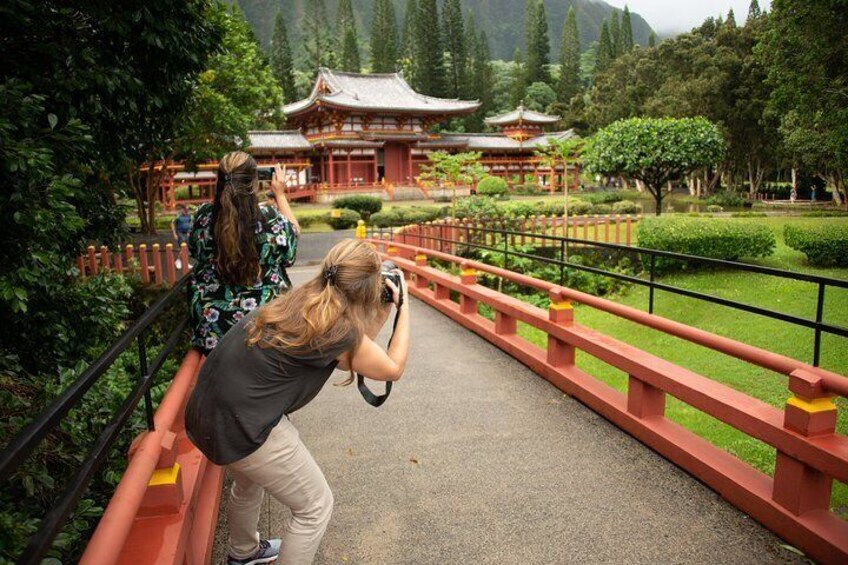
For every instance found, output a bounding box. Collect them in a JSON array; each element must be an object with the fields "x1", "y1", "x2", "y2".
[{"x1": 257, "y1": 167, "x2": 274, "y2": 181}]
